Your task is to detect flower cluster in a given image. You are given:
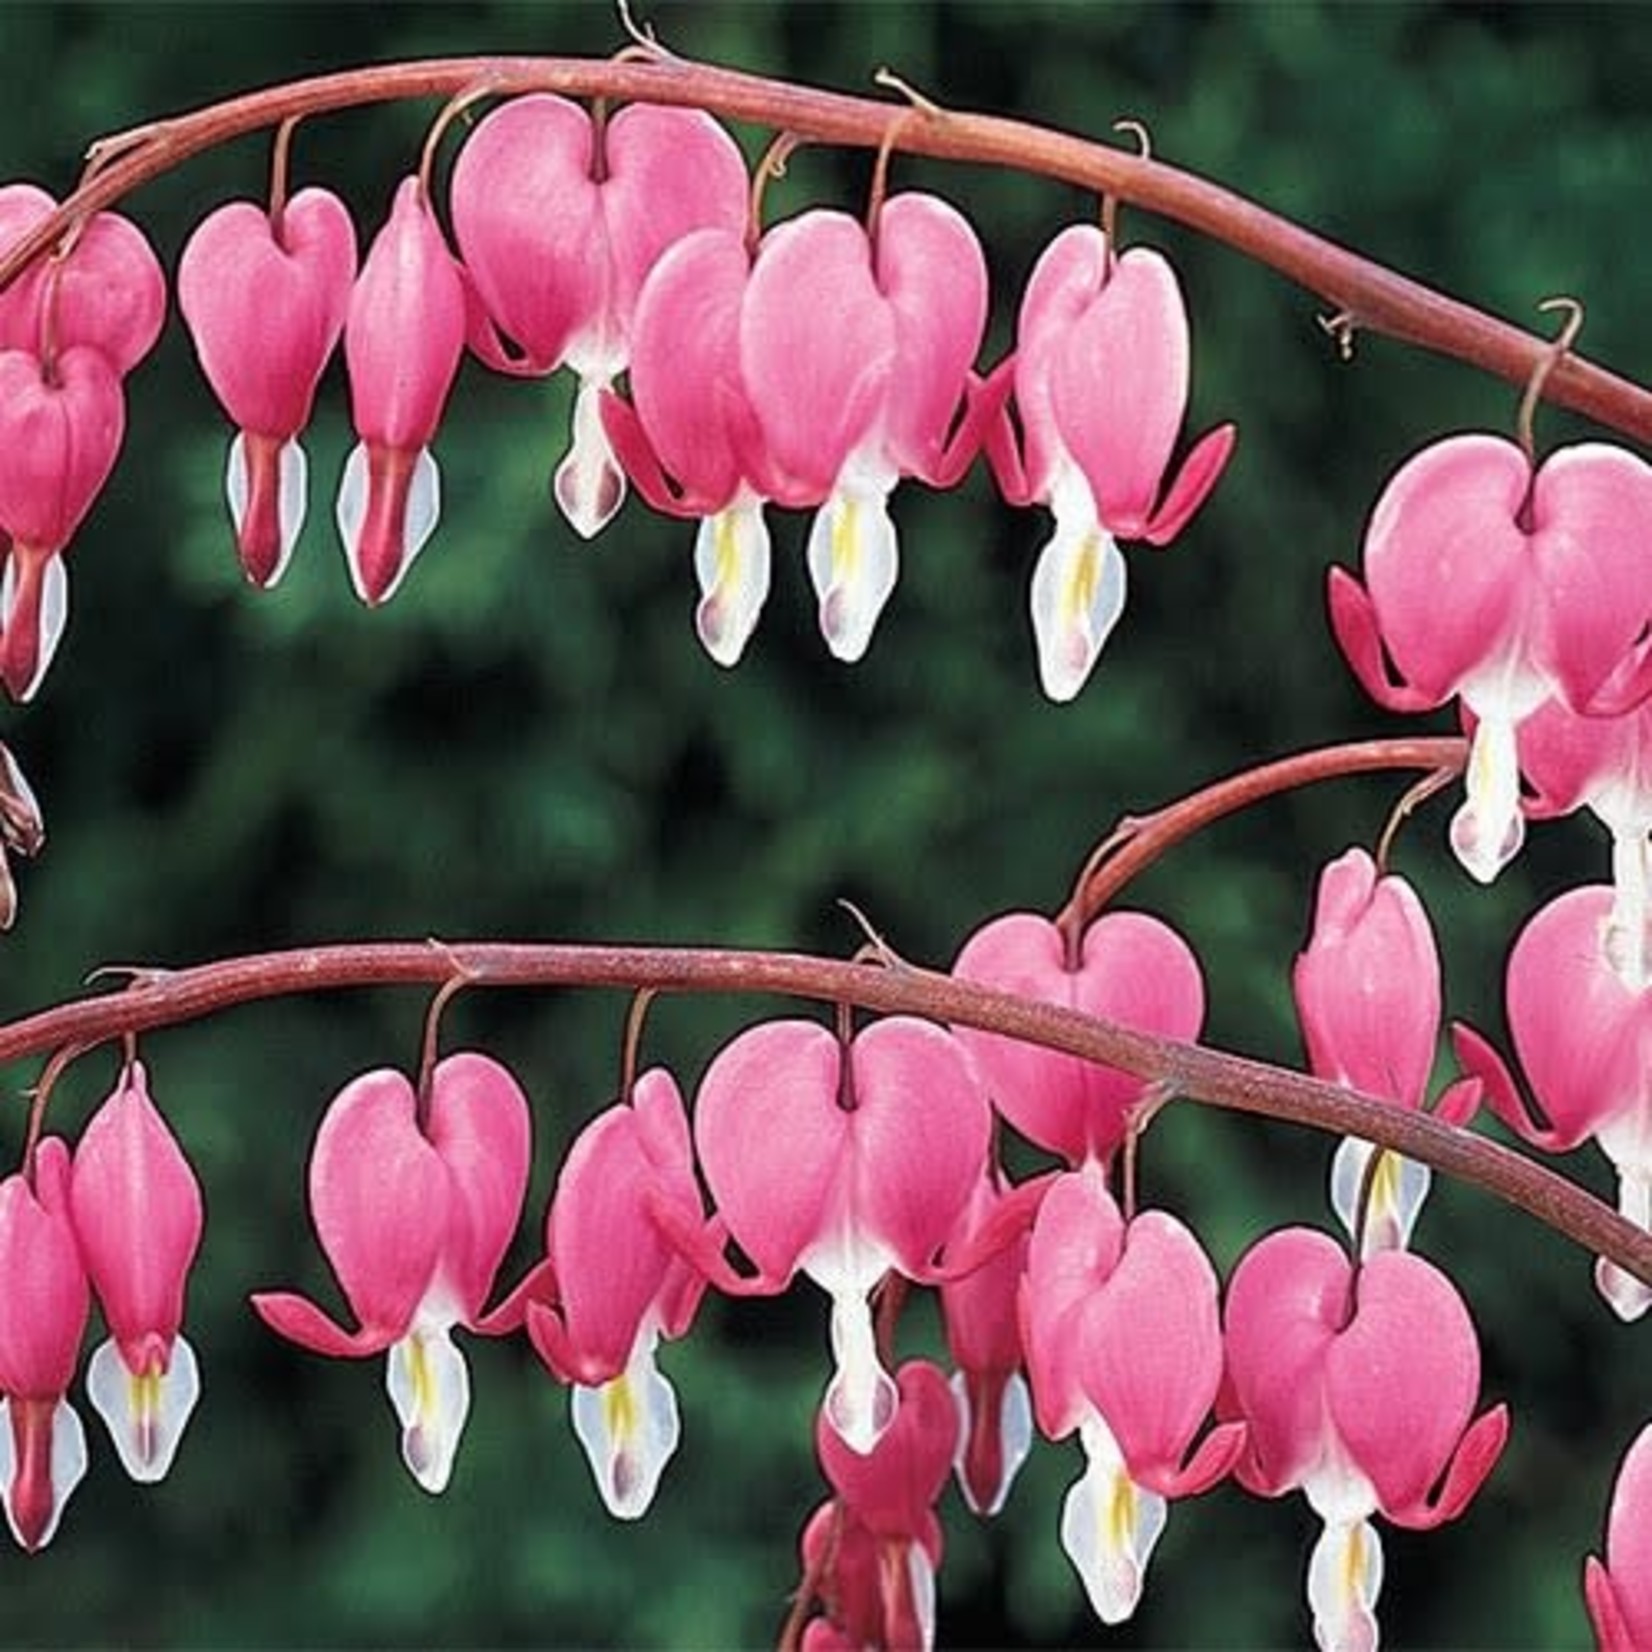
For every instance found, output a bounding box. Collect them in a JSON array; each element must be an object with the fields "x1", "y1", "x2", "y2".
[{"x1": 0, "y1": 91, "x2": 1231, "y2": 713}]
